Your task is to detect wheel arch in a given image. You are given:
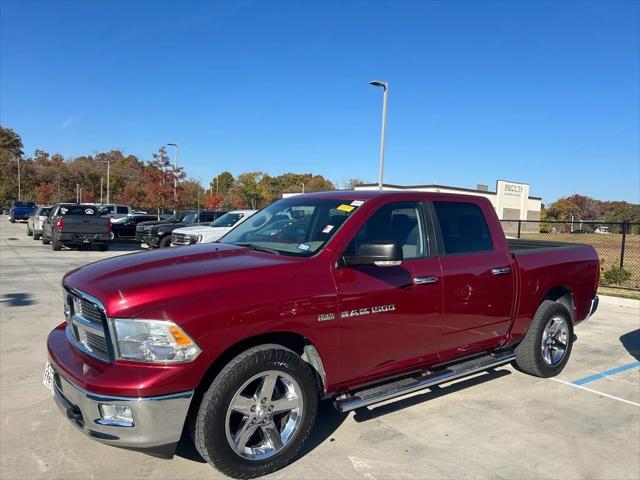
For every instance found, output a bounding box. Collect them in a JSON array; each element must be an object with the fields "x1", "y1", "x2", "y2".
[
  {"x1": 539, "y1": 285, "x2": 575, "y2": 322},
  {"x1": 188, "y1": 331, "x2": 328, "y2": 423}
]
